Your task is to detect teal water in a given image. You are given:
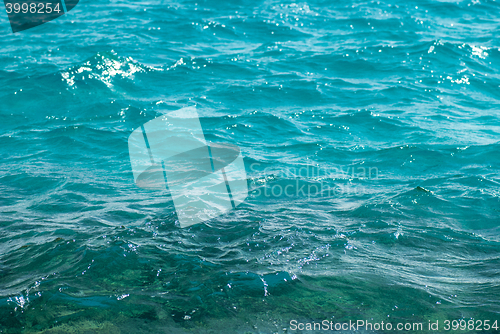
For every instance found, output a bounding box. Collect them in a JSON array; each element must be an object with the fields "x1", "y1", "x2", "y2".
[{"x1": 1, "y1": 0, "x2": 500, "y2": 333}]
